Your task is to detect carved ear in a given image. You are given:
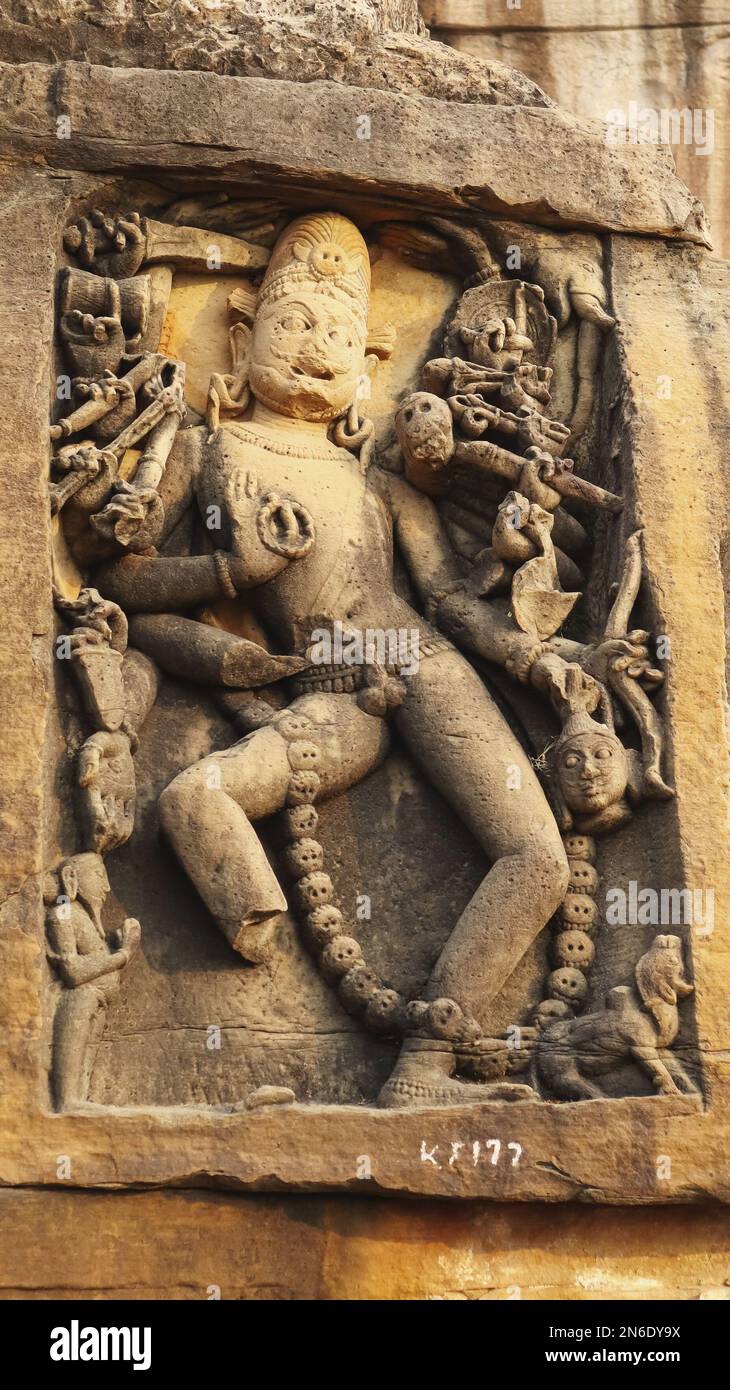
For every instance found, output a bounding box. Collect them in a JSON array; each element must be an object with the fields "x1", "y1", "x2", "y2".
[
  {"x1": 227, "y1": 285, "x2": 258, "y2": 326},
  {"x1": 366, "y1": 321, "x2": 396, "y2": 361},
  {"x1": 229, "y1": 321, "x2": 252, "y2": 373},
  {"x1": 59, "y1": 861, "x2": 79, "y2": 902},
  {"x1": 626, "y1": 749, "x2": 645, "y2": 804}
]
